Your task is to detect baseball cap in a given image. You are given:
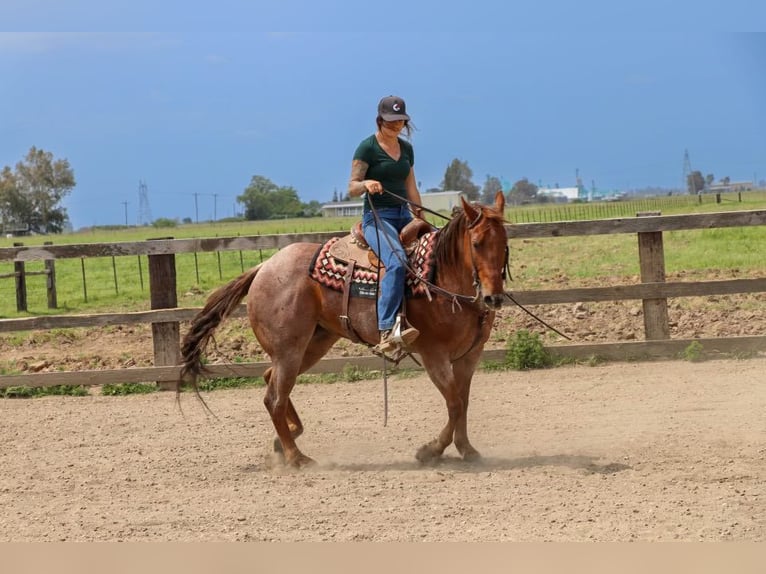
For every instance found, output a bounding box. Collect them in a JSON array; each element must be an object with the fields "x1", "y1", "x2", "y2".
[{"x1": 378, "y1": 95, "x2": 410, "y2": 121}]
